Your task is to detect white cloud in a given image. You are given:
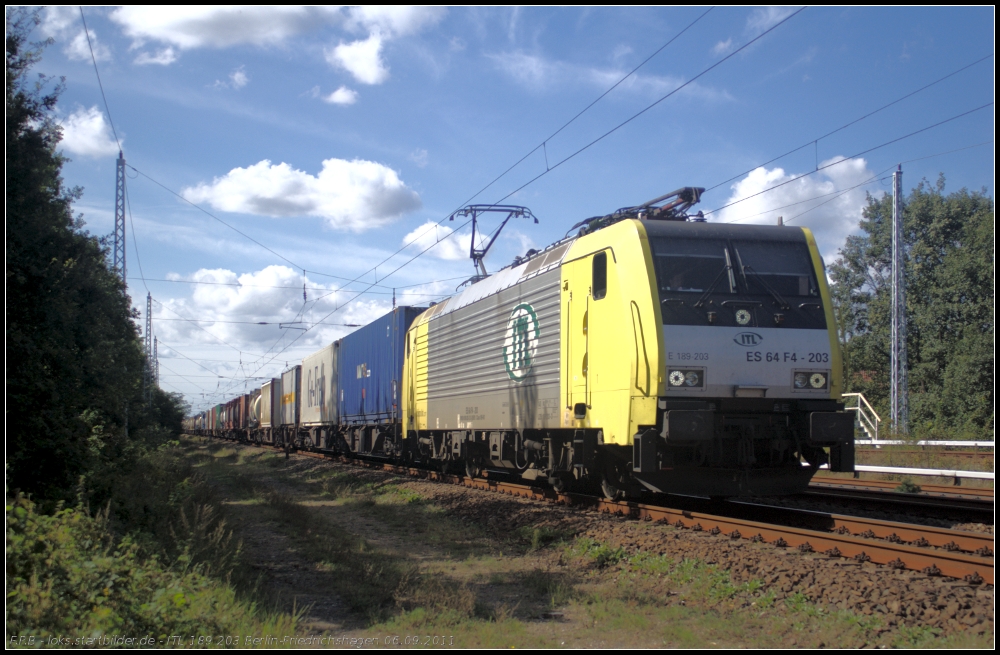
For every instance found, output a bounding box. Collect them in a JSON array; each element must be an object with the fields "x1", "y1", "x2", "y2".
[
  {"x1": 402, "y1": 221, "x2": 471, "y2": 261},
  {"x1": 409, "y1": 149, "x2": 429, "y2": 168},
  {"x1": 214, "y1": 66, "x2": 249, "y2": 89},
  {"x1": 42, "y1": 7, "x2": 110, "y2": 62},
  {"x1": 156, "y1": 266, "x2": 357, "y2": 350},
  {"x1": 42, "y1": 6, "x2": 78, "y2": 36},
  {"x1": 343, "y1": 7, "x2": 446, "y2": 37},
  {"x1": 66, "y1": 29, "x2": 110, "y2": 61},
  {"x1": 712, "y1": 39, "x2": 734, "y2": 56},
  {"x1": 611, "y1": 44, "x2": 633, "y2": 63},
  {"x1": 230, "y1": 67, "x2": 248, "y2": 88},
  {"x1": 490, "y1": 51, "x2": 731, "y2": 102},
  {"x1": 711, "y1": 156, "x2": 876, "y2": 261},
  {"x1": 326, "y1": 33, "x2": 389, "y2": 85},
  {"x1": 57, "y1": 106, "x2": 120, "y2": 158},
  {"x1": 746, "y1": 7, "x2": 798, "y2": 34},
  {"x1": 181, "y1": 158, "x2": 421, "y2": 231},
  {"x1": 110, "y1": 6, "x2": 339, "y2": 50},
  {"x1": 489, "y1": 51, "x2": 550, "y2": 87},
  {"x1": 134, "y1": 47, "x2": 177, "y2": 66},
  {"x1": 324, "y1": 86, "x2": 358, "y2": 105}
]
